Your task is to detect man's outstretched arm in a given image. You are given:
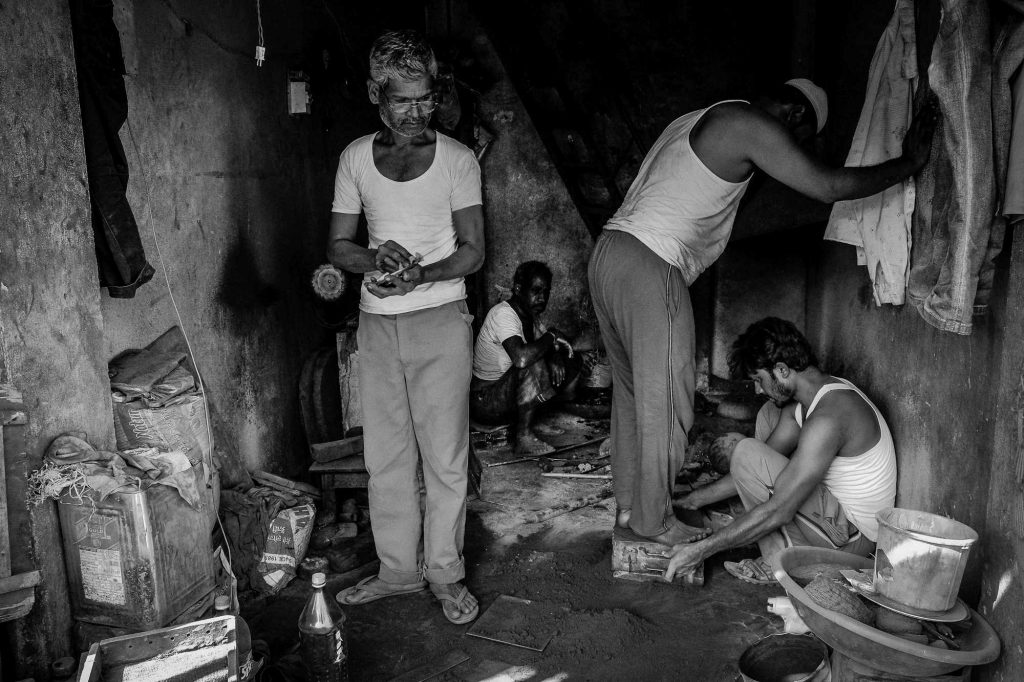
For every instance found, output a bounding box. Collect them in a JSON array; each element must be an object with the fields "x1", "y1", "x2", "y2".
[
  {"x1": 741, "y1": 99, "x2": 937, "y2": 204},
  {"x1": 663, "y1": 415, "x2": 842, "y2": 580}
]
